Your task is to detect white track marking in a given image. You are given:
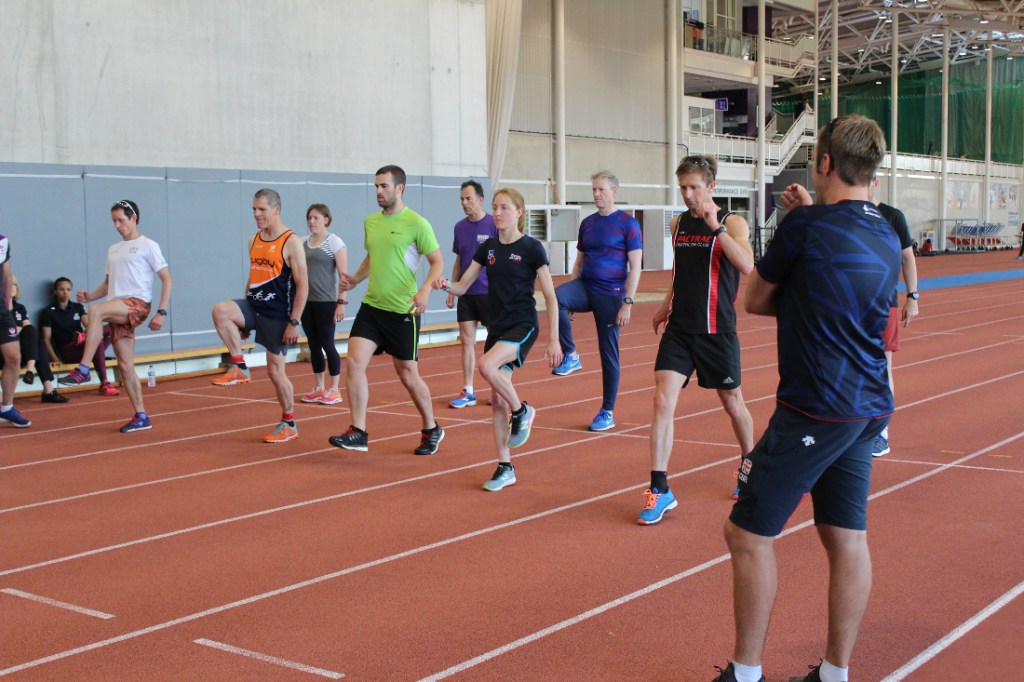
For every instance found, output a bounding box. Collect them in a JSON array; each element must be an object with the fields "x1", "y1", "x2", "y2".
[
  {"x1": 879, "y1": 579, "x2": 1024, "y2": 682},
  {"x1": 193, "y1": 638, "x2": 344, "y2": 679},
  {"x1": 1, "y1": 588, "x2": 114, "y2": 619},
  {"x1": 416, "y1": 429, "x2": 1024, "y2": 681}
]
